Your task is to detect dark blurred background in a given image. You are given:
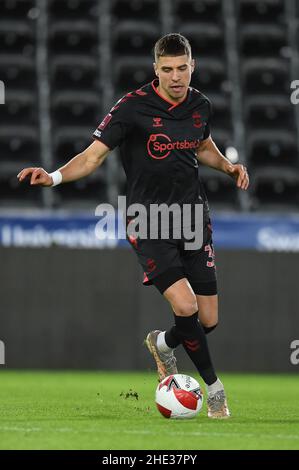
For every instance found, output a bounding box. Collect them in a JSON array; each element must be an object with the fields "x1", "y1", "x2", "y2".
[
  {"x1": 0, "y1": 0, "x2": 299, "y2": 372},
  {"x1": 0, "y1": 0, "x2": 298, "y2": 209}
]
